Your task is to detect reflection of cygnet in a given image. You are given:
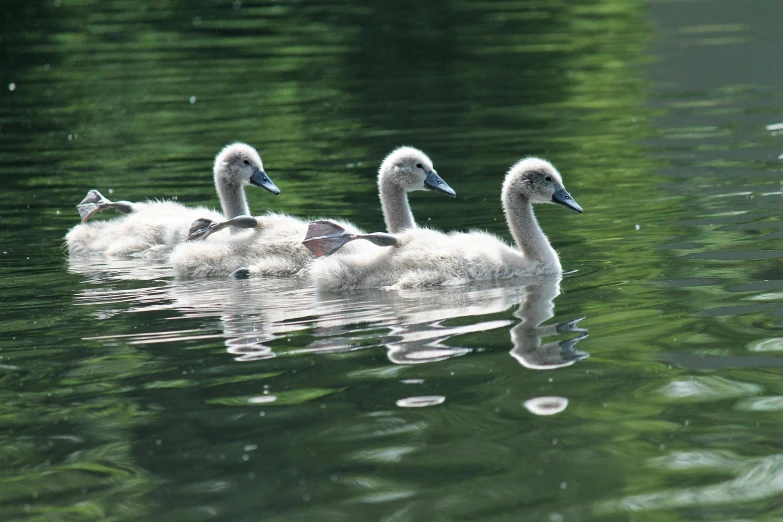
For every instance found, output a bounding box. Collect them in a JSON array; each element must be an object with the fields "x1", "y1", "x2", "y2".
[
  {"x1": 304, "y1": 282, "x2": 523, "y2": 365},
  {"x1": 165, "y1": 278, "x2": 319, "y2": 361},
  {"x1": 508, "y1": 276, "x2": 589, "y2": 369}
]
